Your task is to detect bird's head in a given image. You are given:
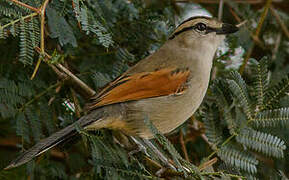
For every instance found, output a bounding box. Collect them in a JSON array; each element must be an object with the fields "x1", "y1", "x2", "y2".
[{"x1": 169, "y1": 16, "x2": 238, "y2": 50}]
